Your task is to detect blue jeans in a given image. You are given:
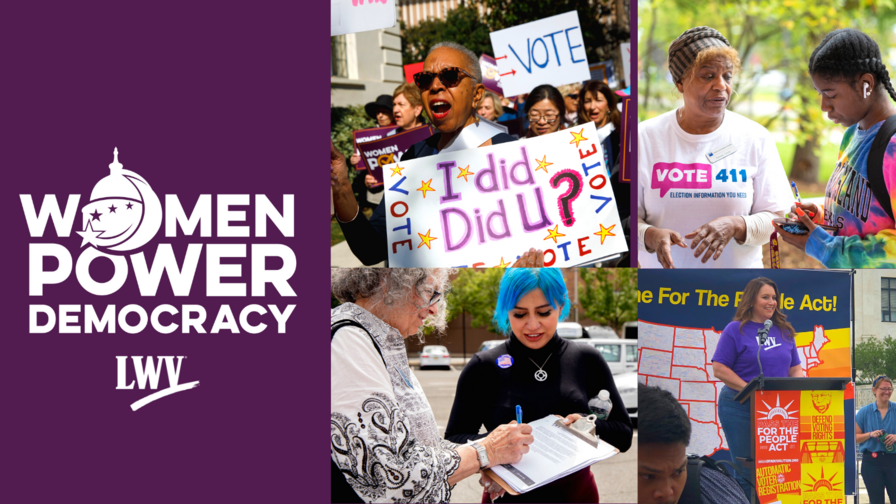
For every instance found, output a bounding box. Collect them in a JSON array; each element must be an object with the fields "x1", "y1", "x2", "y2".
[{"x1": 718, "y1": 385, "x2": 754, "y2": 501}]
